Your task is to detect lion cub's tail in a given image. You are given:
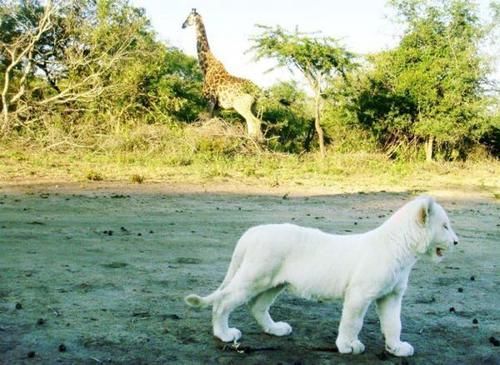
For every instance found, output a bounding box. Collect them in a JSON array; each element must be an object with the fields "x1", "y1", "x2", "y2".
[
  {"x1": 185, "y1": 231, "x2": 250, "y2": 309},
  {"x1": 184, "y1": 291, "x2": 221, "y2": 308}
]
